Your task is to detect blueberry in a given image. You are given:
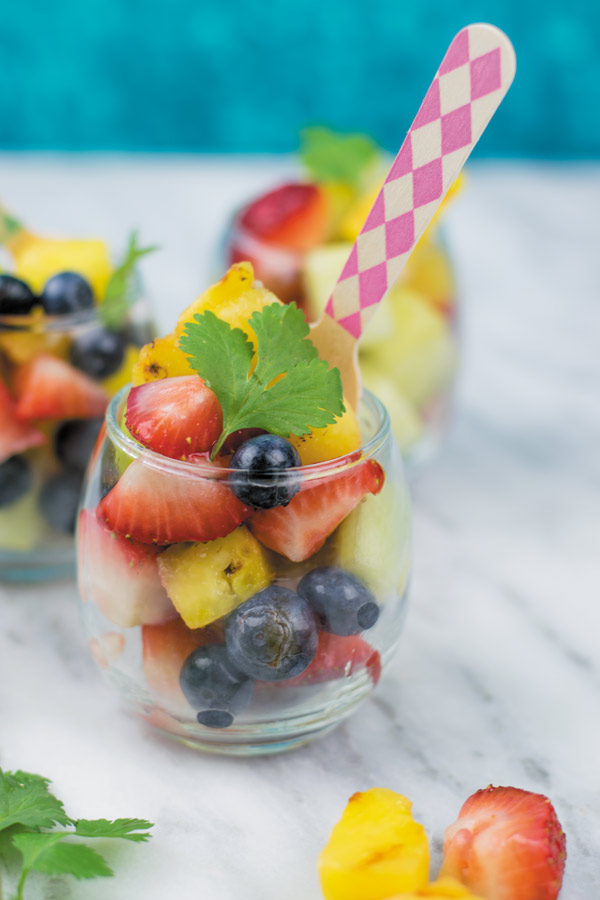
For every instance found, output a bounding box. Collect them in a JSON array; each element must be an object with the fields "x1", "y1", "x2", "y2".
[
  {"x1": 225, "y1": 586, "x2": 318, "y2": 681},
  {"x1": 0, "y1": 275, "x2": 37, "y2": 315},
  {"x1": 54, "y1": 419, "x2": 103, "y2": 471},
  {"x1": 39, "y1": 471, "x2": 83, "y2": 534},
  {"x1": 180, "y1": 645, "x2": 253, "y2": 729},
  {"x1": 41, "y1": 272, "x2": 95, "y2": 315},
  {"x1": 0, "y1": 456, "x2": 32, "y2": 508},
  {"x1": 229, "y1": 434, "x2": 301, "y2": 509},
  {"x1": 70, "y1": 327, "x2": 126, "y2": 379},
  {"x1": 297, "y1": 566, "x2": 379, "y2": 636}
]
